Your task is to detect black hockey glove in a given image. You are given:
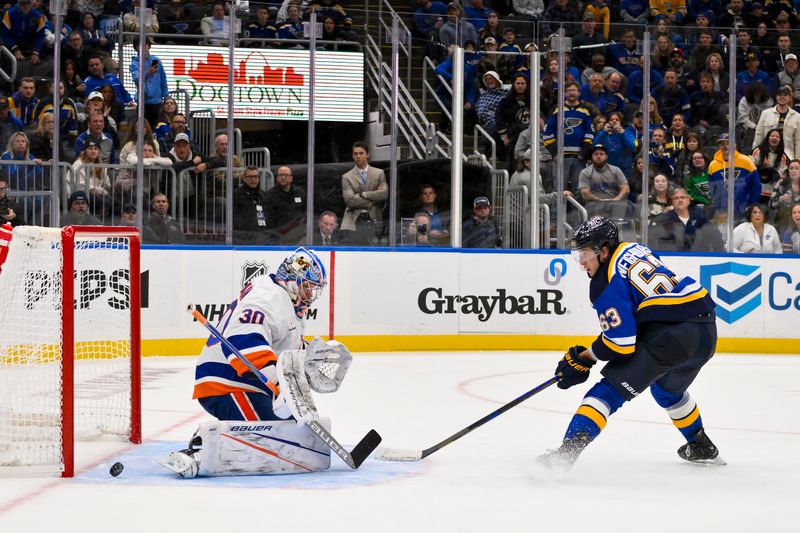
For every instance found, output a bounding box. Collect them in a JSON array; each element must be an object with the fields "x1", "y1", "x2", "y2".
[{"x1": 555, "y1": 345, "x2": 594, "y2": 390}]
